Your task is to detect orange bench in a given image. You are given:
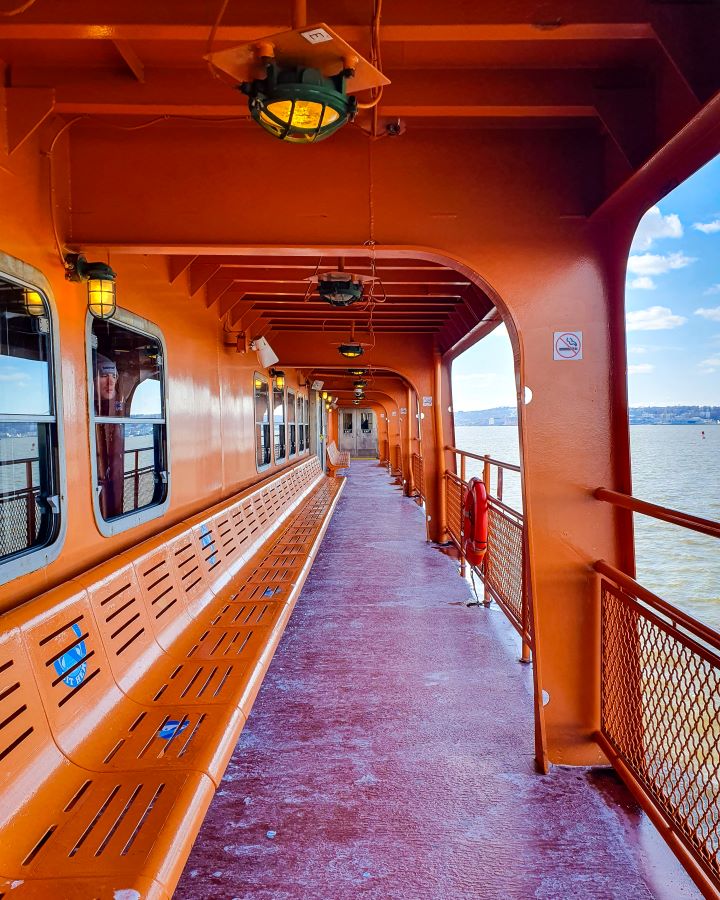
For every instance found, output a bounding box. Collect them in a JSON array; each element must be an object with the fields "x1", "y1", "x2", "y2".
[
  {"x1": 0, "y1": 456, "x2": 344, "y2": 899},
  {"x1": 326, "y1": 441, "x2": 350, "y2": 477}
]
